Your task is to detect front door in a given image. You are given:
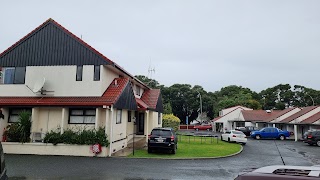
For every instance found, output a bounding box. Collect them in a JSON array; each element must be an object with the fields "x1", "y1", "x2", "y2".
[{"x1": 136, "y1": 112, "x2": 145, "y2": 135}]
